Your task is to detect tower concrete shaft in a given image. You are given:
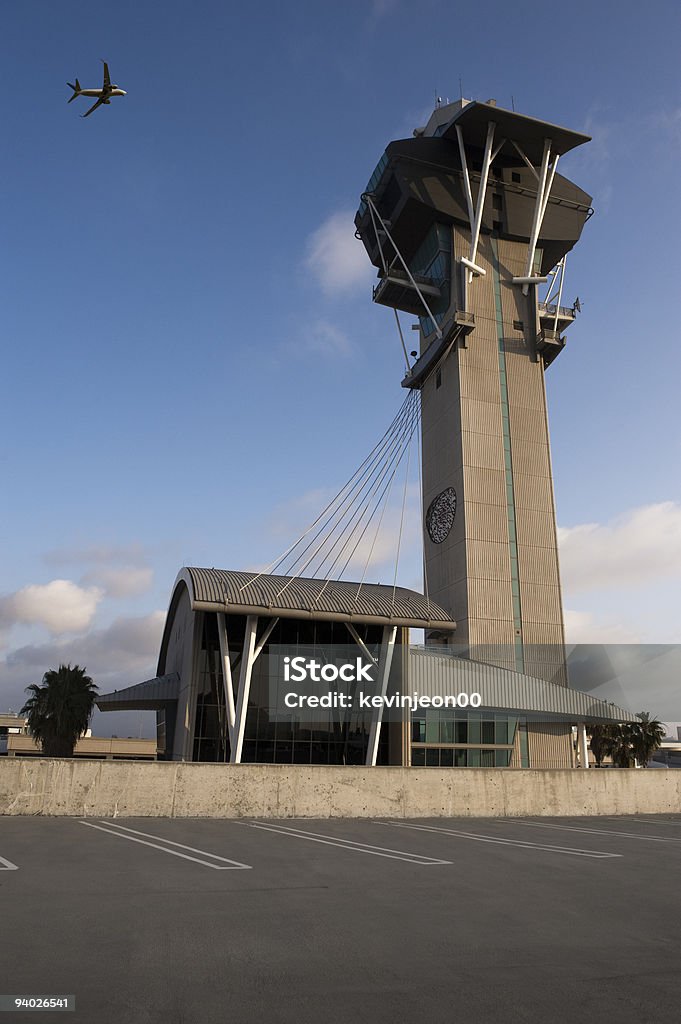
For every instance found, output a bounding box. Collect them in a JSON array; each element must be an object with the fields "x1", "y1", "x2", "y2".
[
  {"x1": 355, "y1": 98, "x2": 592, "y2": 687},
  {"x1": 421, "y1": 226, "x2": 566, "y2": 682}
]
